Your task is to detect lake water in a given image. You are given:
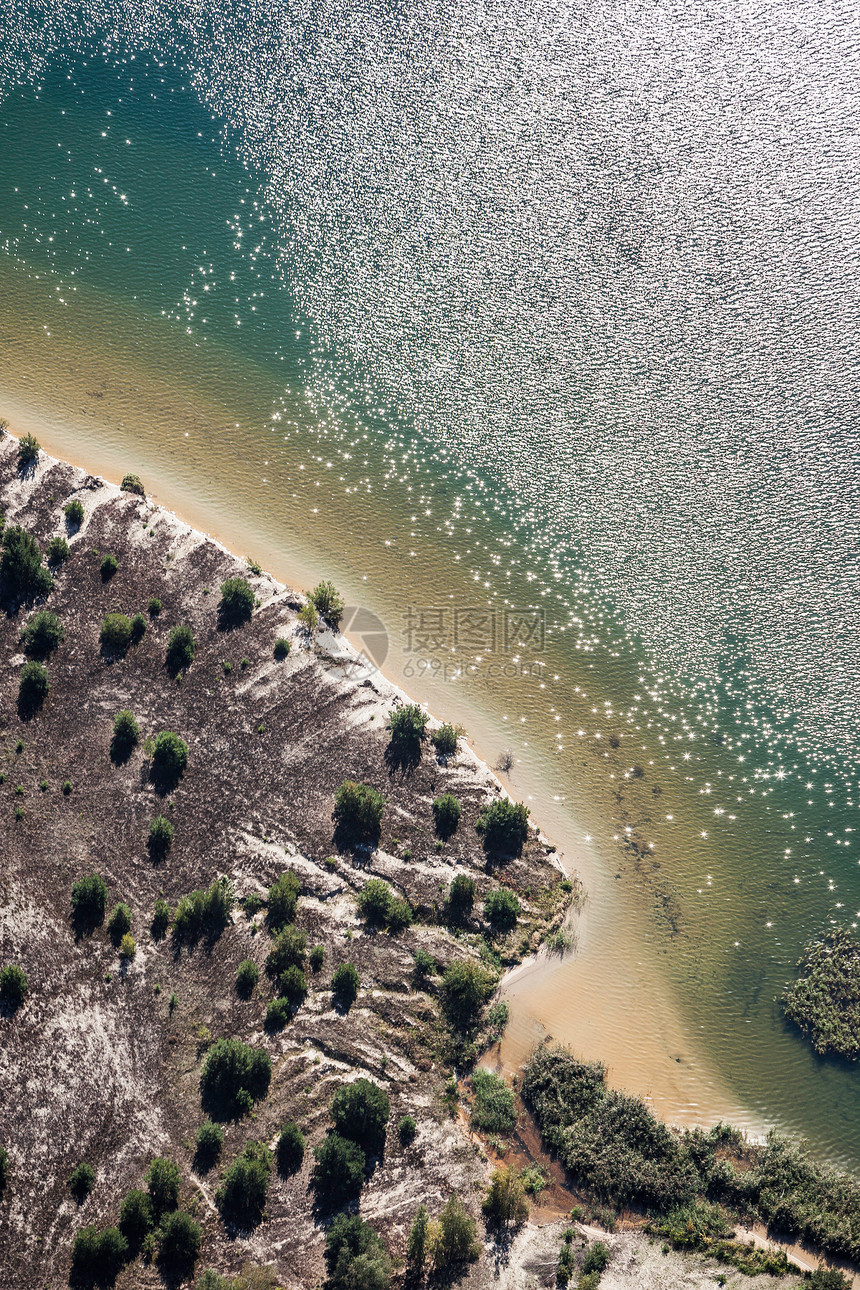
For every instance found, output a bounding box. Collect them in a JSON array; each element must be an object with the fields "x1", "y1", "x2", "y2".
[{"x1": 2, "y1": 1, "x2": 860, "y2": 1165}]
